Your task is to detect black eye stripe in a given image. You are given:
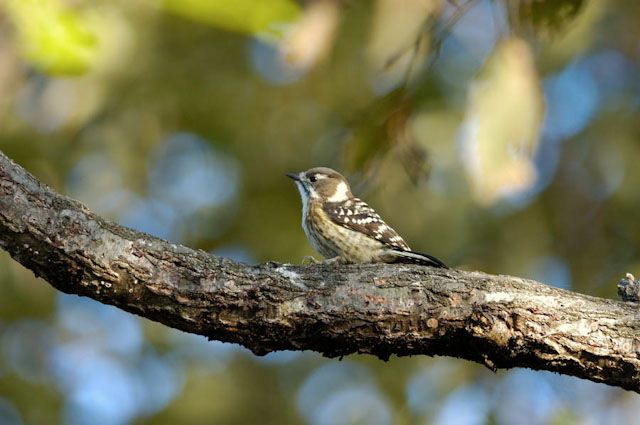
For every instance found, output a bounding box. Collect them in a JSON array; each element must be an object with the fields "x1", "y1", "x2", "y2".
[{"x1": 310, "y1": 173, "x2": 329, "y2": 182}]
